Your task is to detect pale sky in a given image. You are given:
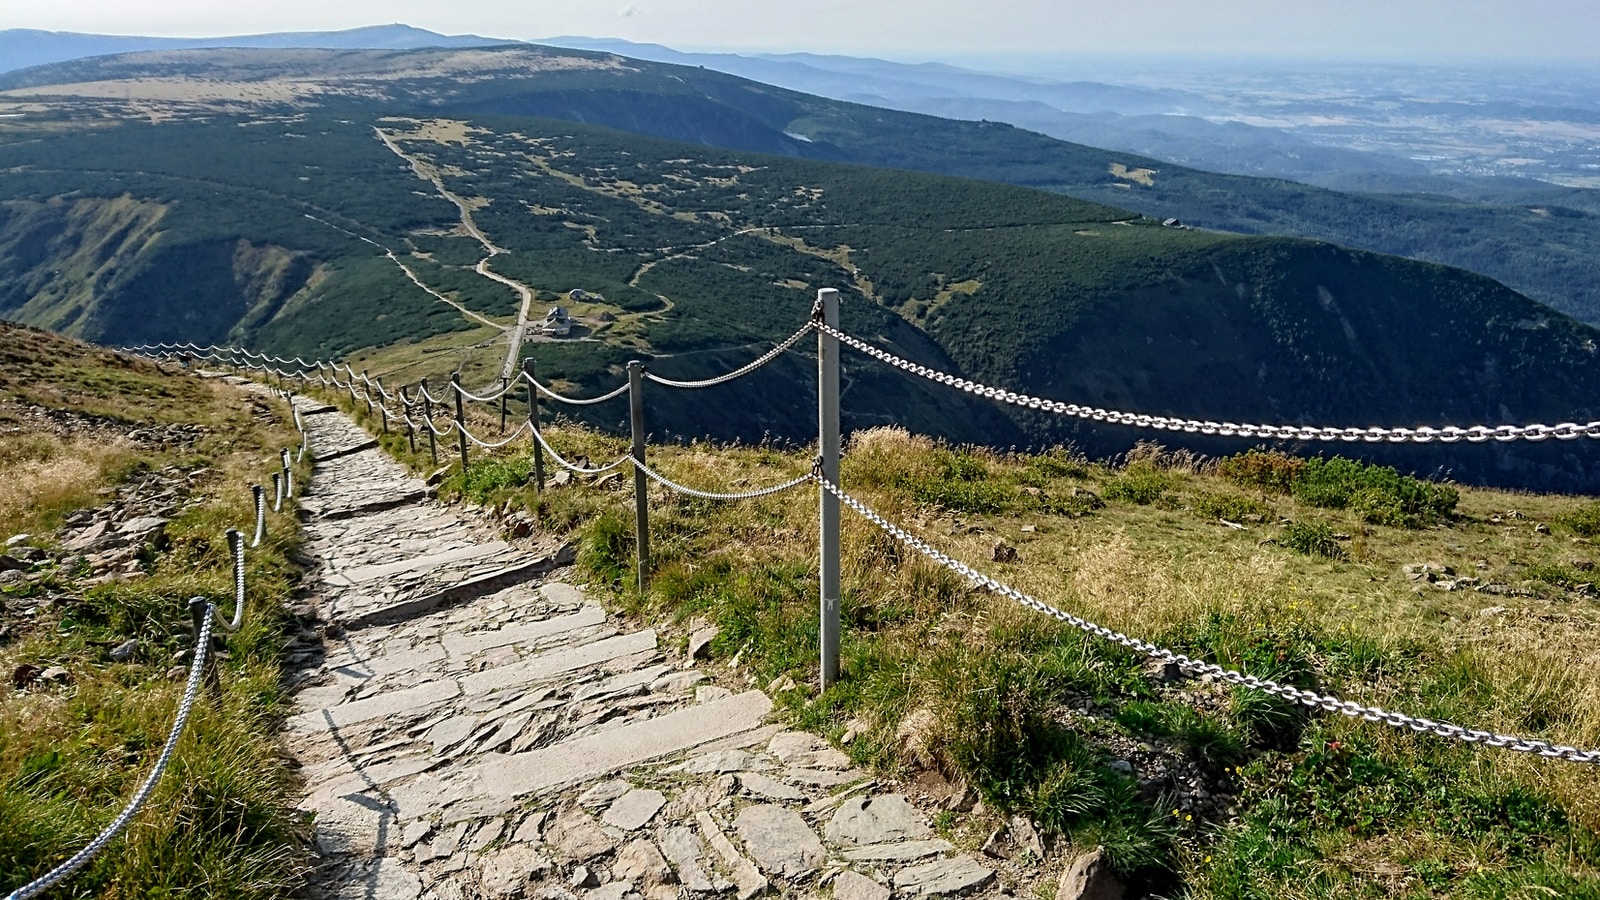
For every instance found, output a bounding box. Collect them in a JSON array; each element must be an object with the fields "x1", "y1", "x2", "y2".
[{"x1": 7, "y1": 0, "x2": 1600, "y2": 63}]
